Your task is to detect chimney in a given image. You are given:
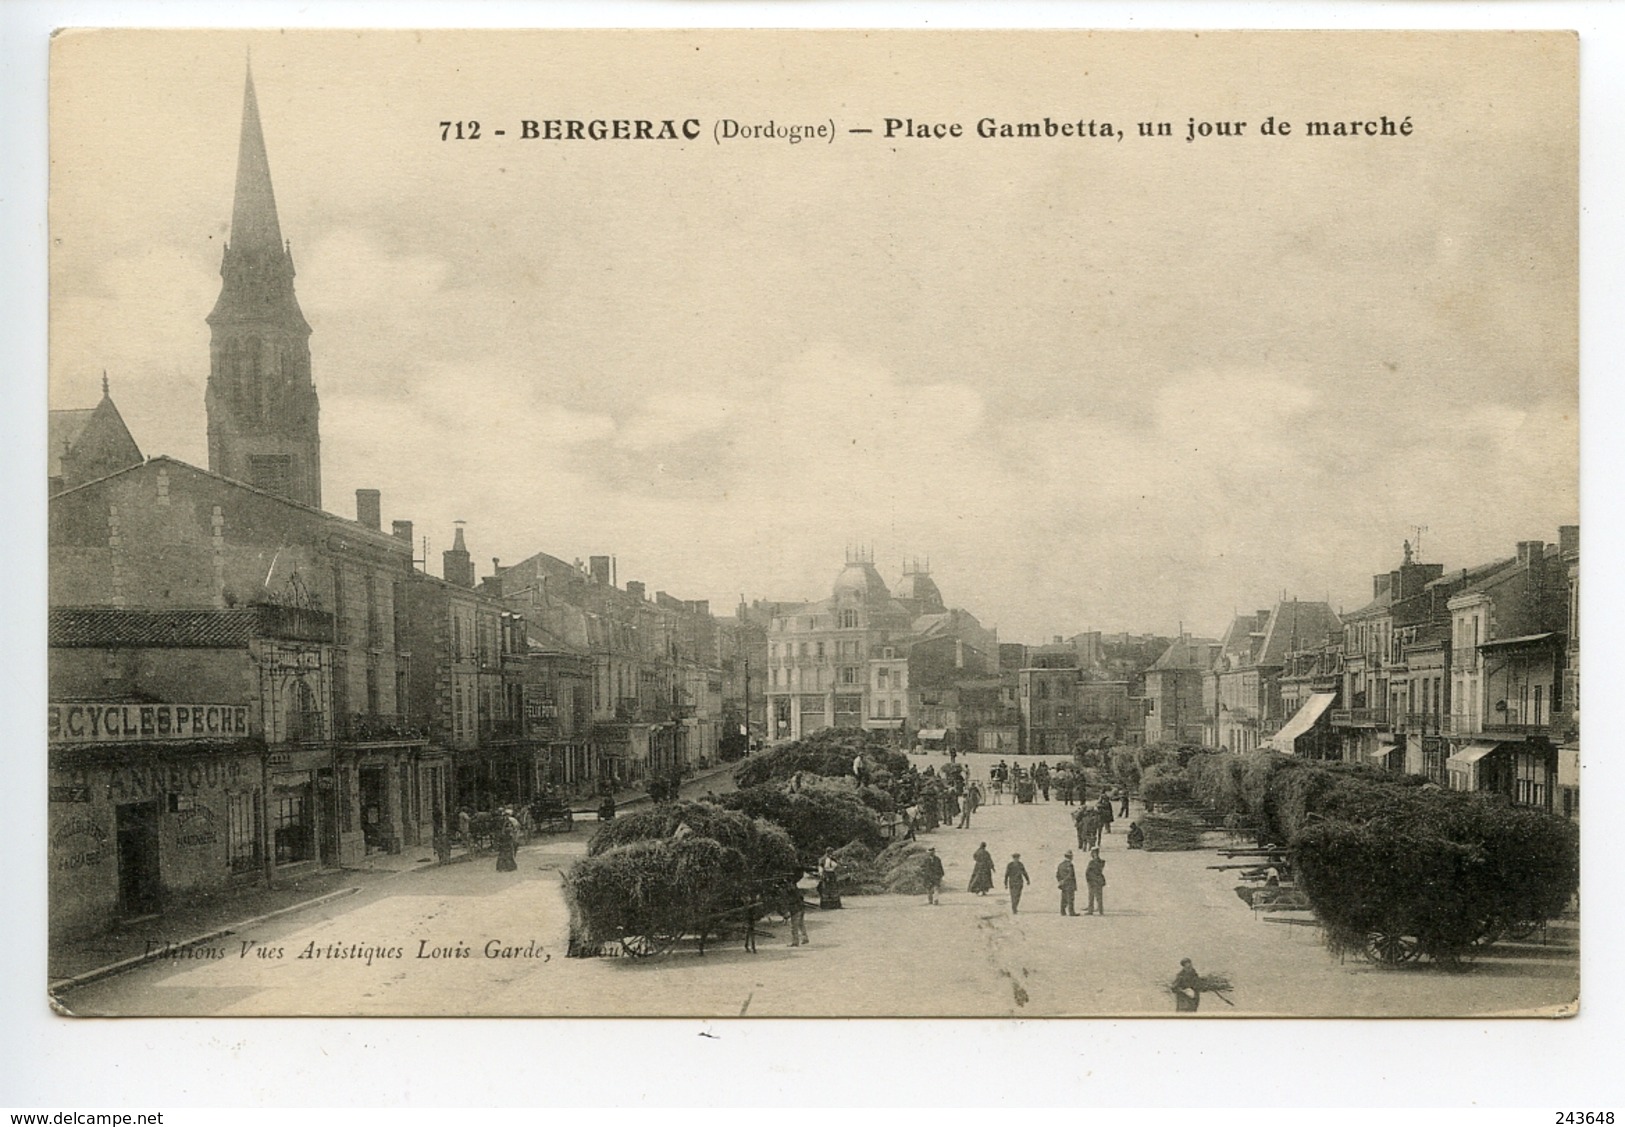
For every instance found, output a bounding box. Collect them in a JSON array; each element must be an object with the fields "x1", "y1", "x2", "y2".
[
  {"x1": 1053, "y1": 636, "x2": 1063, "y2": 645},
  {"x1": 626, "y1": 580, "x2": 646, "y2": 601},
  {"x1": 1516, "y1": 540, "x2": 1543, "y2": 570},
  {"x1": 355, "y1": 489, "x2": 381, "y2": 530},
  {"x1": 1559, "y1": 525, "x2": 1579, "y2": 556},
  {"x1": 392, "y1": 520, "x2": 415, "y2": 570},
  {"x1": 442, "y1": 522, "x2": 475, "y2": 588},
  {"x1": 492, "y1": 558, "x2": 502, "y2": 576},
  {"x1": 589, "y1": 555, "x2": 612, "y2": 586}
]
